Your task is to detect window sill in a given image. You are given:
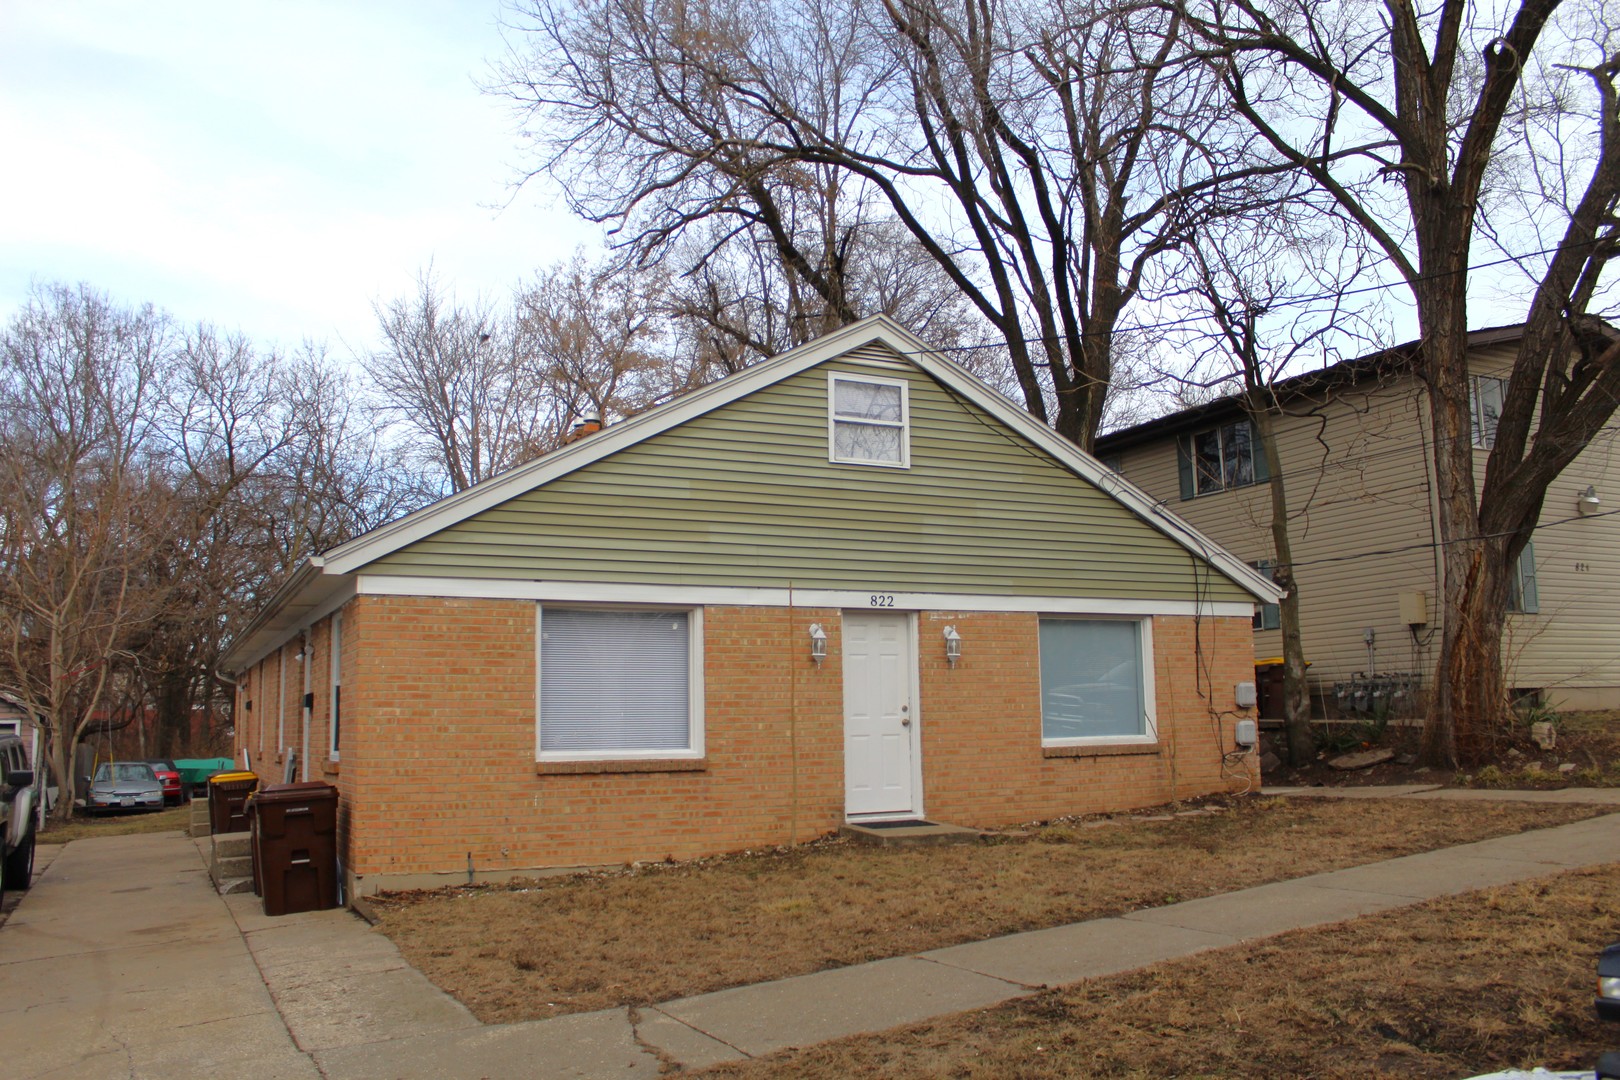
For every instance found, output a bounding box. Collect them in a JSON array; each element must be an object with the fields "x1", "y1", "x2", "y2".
[
  {"x1": 536, "y1": 758, "x2": 708, "y2": 776},
  {"x1": 1043, "y1": 743, "x2": 1160, "y2": 759},
  {"x1": 322, "y1": 761, "x2": 340, "y2": 776}
]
